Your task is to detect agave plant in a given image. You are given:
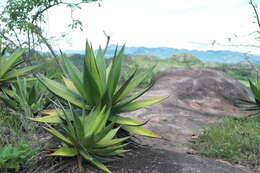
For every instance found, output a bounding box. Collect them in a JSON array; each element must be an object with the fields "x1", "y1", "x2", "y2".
[
  {"x1": 0, "y1": 48, "x2": 36, "y2": 88},
  {"x1": 38, "y1": 105, "x2": 129, "y2": 173},
  {"x1": 238, "y1": 78, "x2": 260, "y2": 116},
  {"x1": 33, "y1": 41, "x2": 167, "y2": 138},
  {"x1": 0, "y1": 78, "x2": 51, "y2": 116}
]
